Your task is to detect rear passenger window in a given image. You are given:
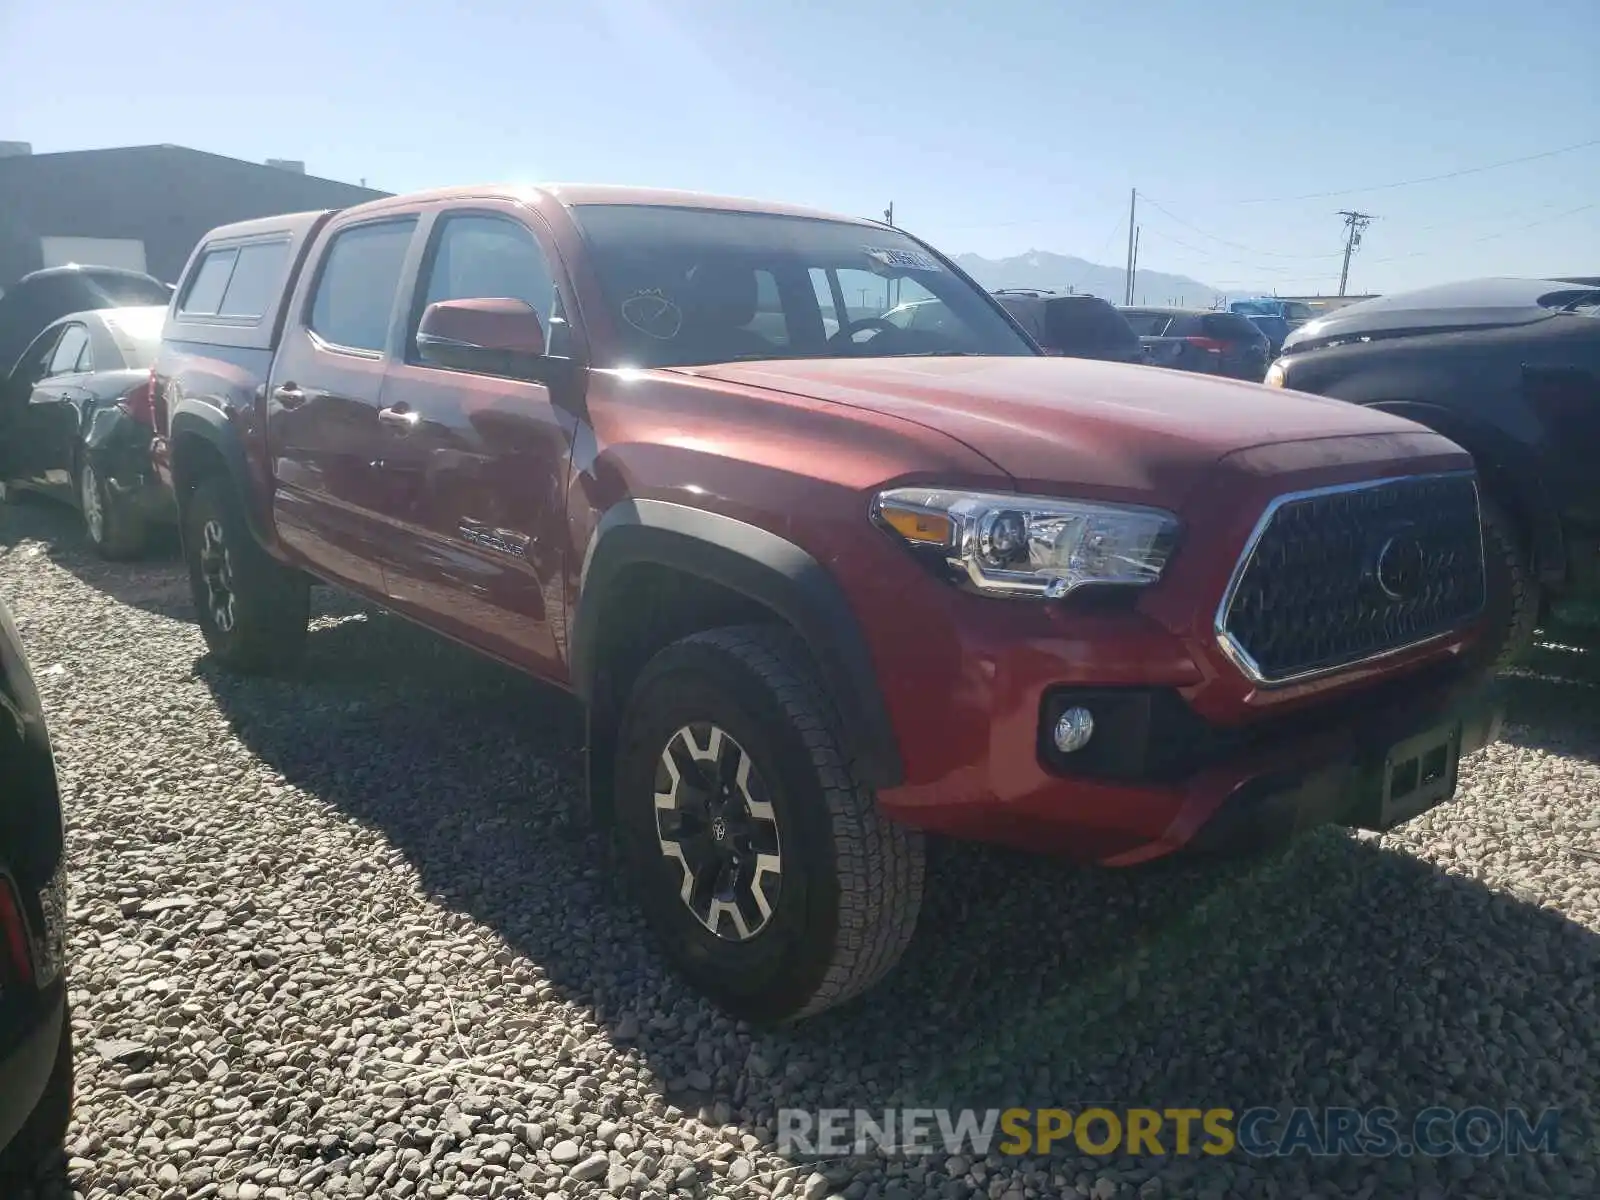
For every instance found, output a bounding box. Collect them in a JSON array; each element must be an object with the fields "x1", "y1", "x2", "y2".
[
  {"x1": 417, "y1": 214, "x2": 555, "y2": 338},
  {"x1": 217, "y1": 241, "x2": 290, "y2": 318},
  {"x1": 47, "y1": 324, "x2": 90, "y2": 375},
  {"x1": 995, "y1": 296, "x2": 1044, "y2": 340},
  {"x1": 180, "y1": 249, "x2": 238, "y2": 316},
  {"x1": 310, "y1": 220, "x2": 417, "y2": 353}
]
